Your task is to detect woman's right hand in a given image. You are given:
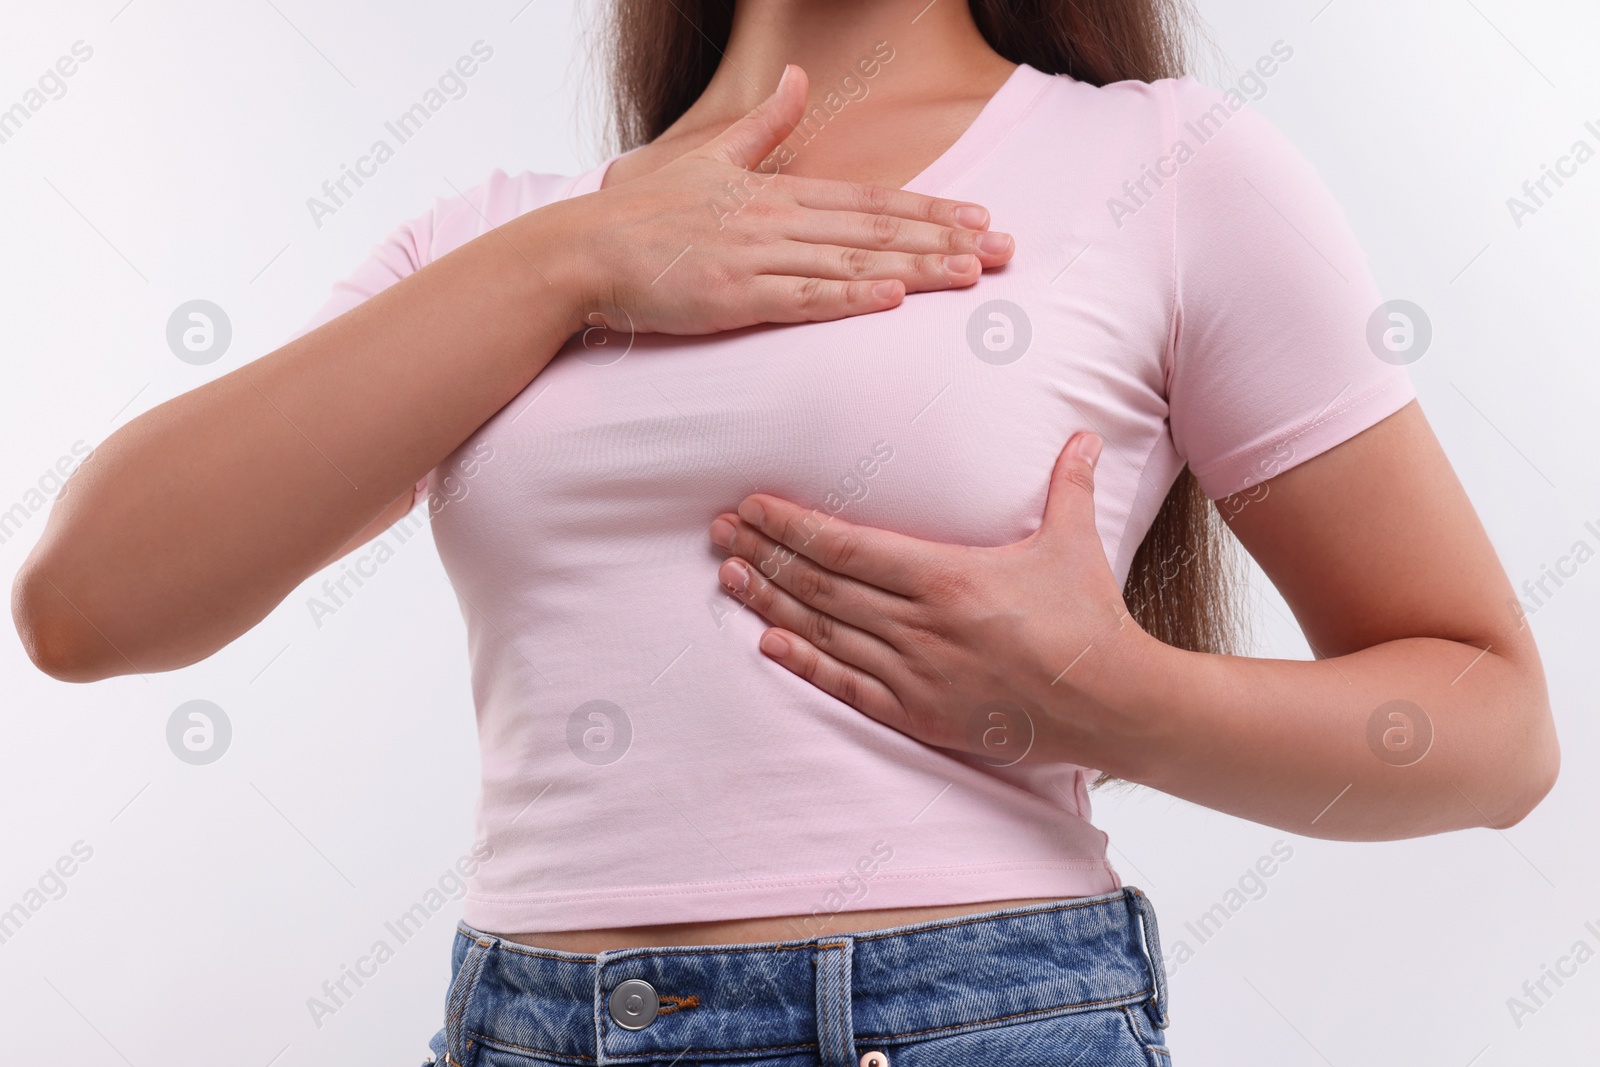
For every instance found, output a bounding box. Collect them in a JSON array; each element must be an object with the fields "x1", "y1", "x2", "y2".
[{"x1": 546, "y1": 64, "x2": 1015, "y2": 336}]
